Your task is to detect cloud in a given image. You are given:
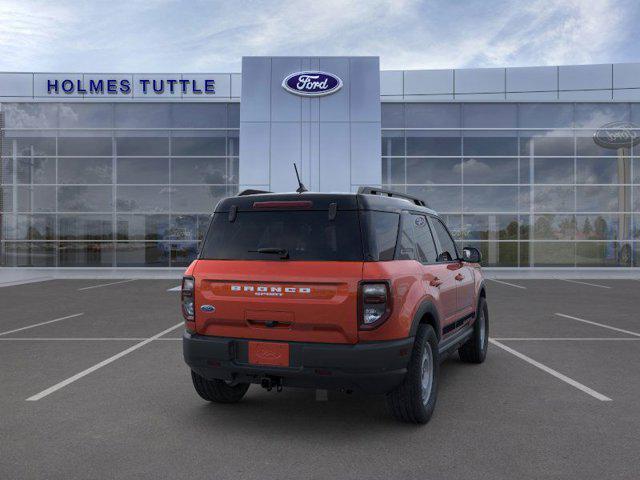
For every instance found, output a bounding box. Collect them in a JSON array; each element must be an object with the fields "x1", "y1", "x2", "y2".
[{"x1": 0, "y1": 0, "x2": 636, "y2": 72}]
